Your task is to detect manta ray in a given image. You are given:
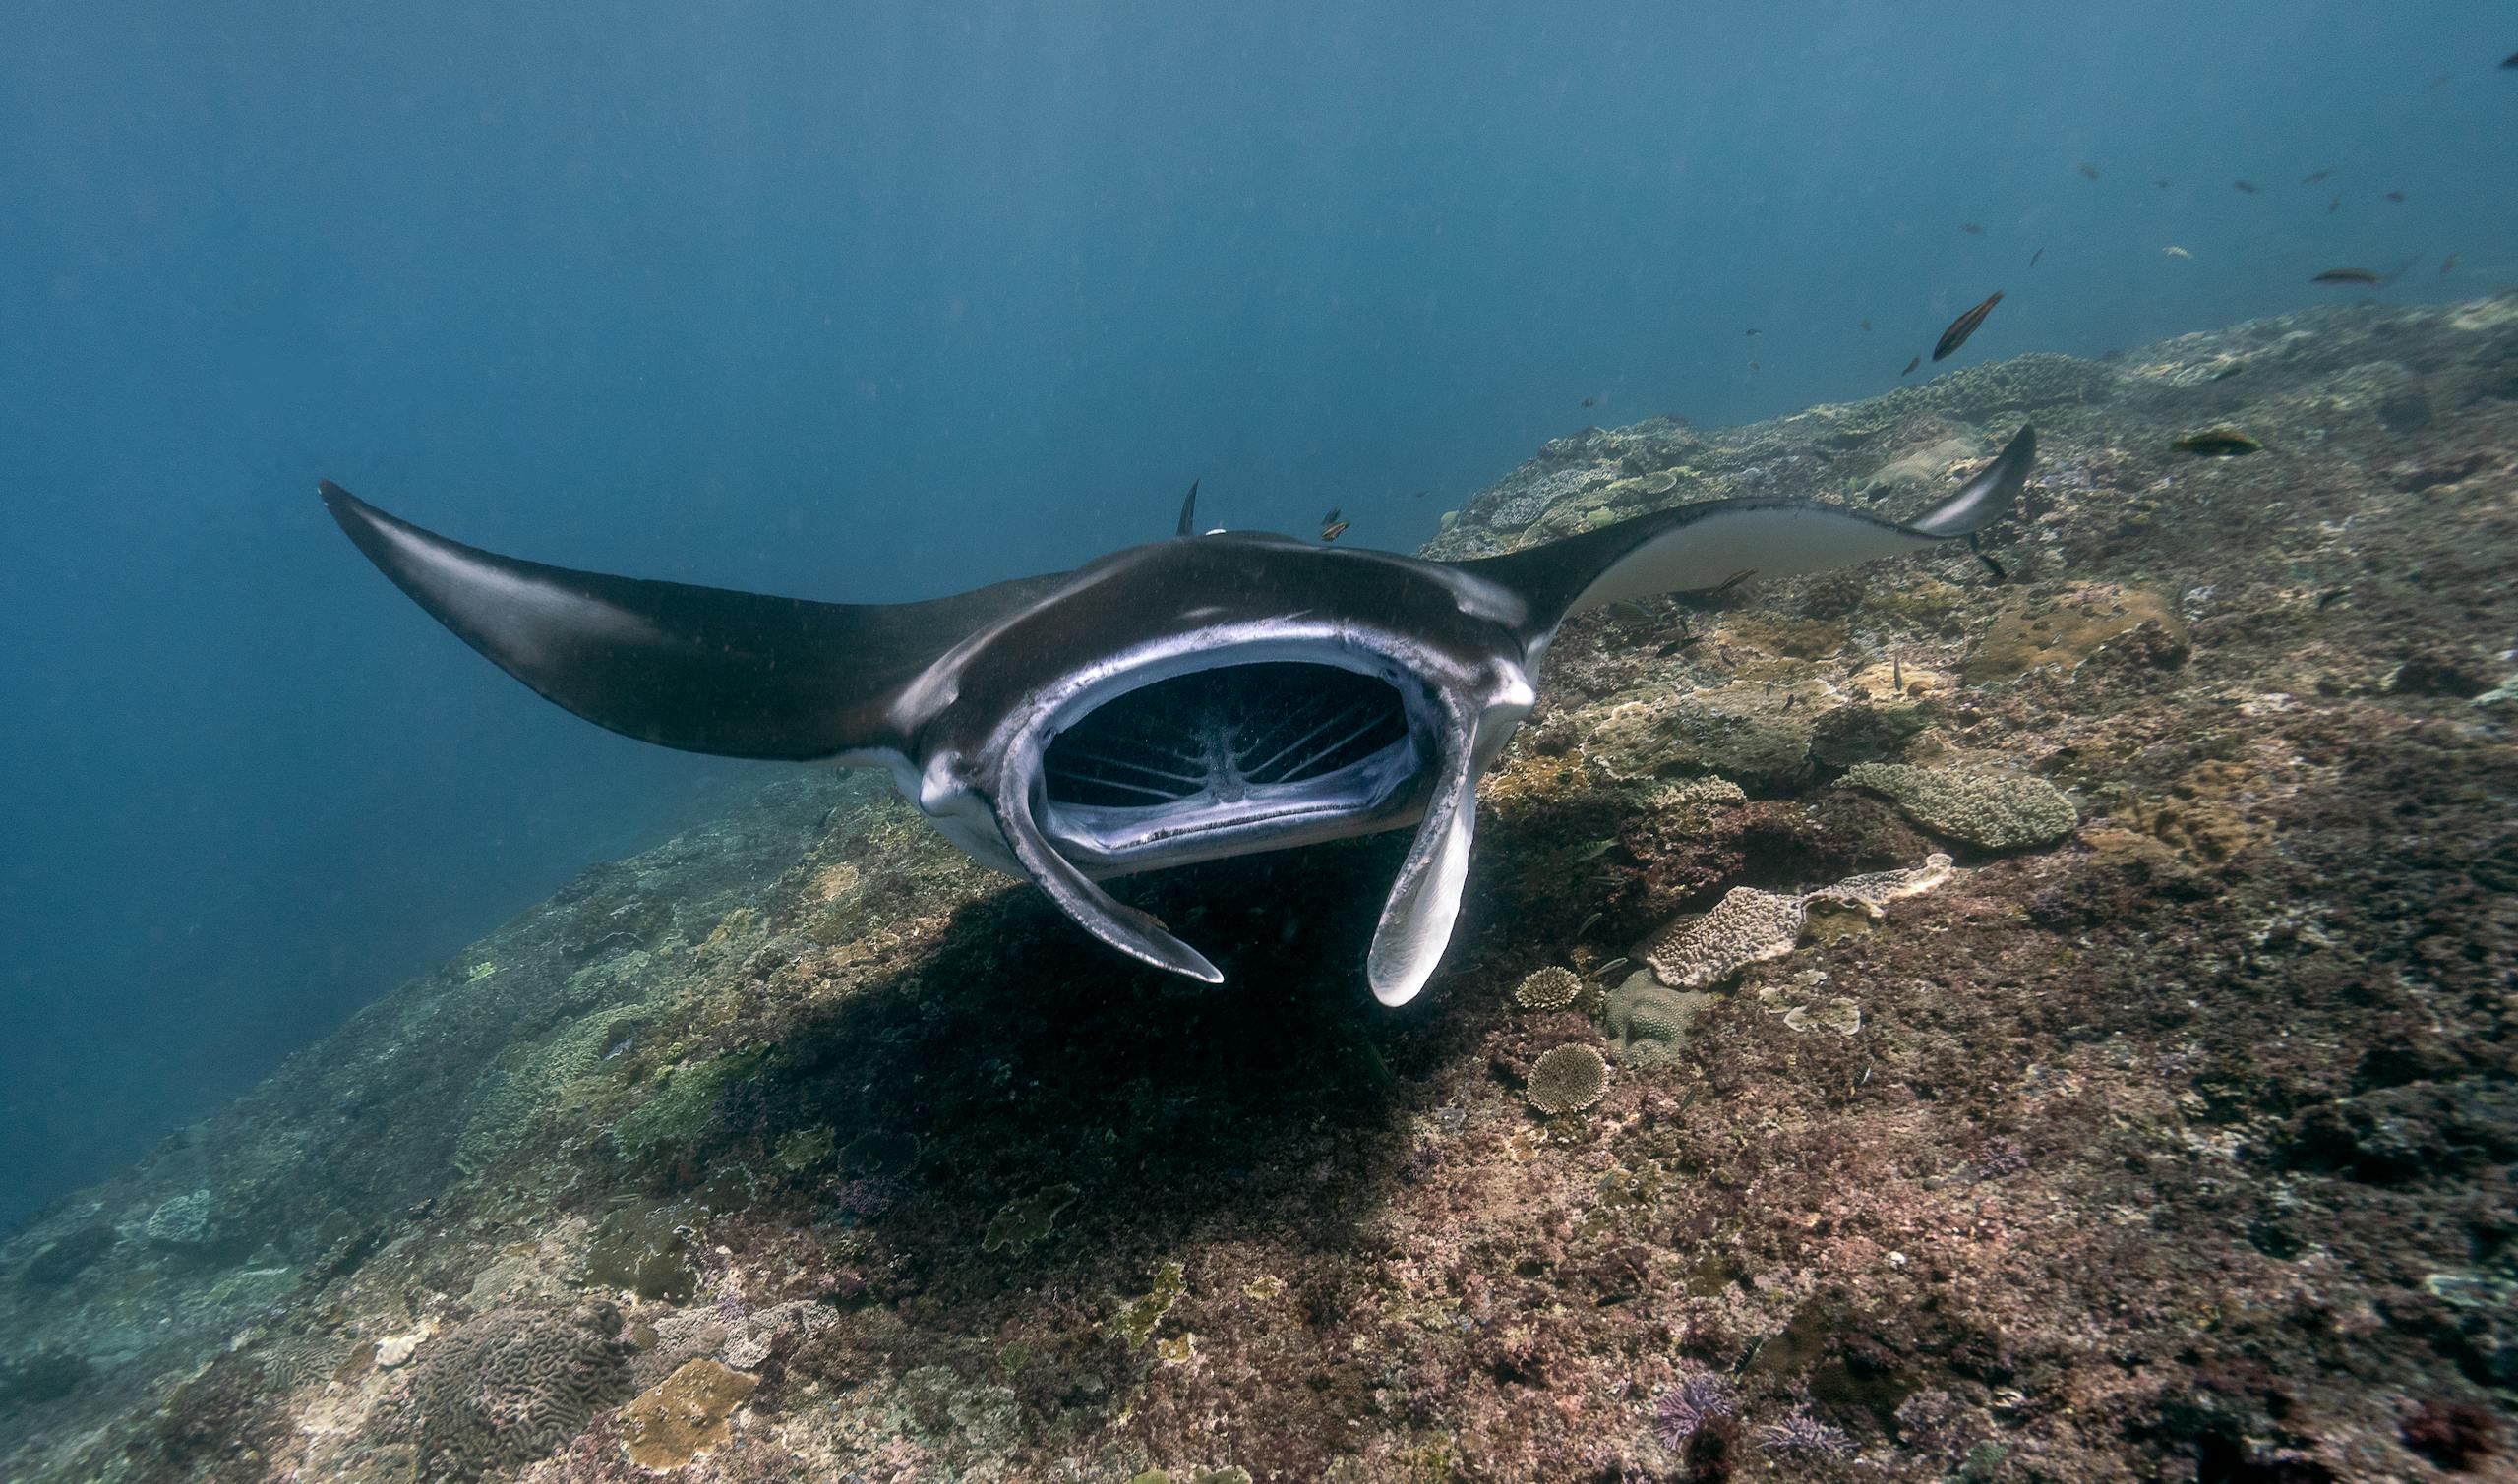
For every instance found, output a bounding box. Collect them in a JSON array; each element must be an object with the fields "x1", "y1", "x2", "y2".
[{"x1": 324, "y1": 425, "x2": 2032, "y2": 1006}]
